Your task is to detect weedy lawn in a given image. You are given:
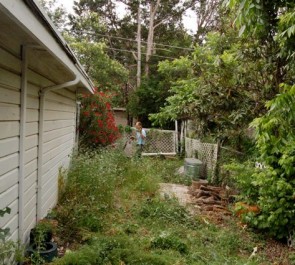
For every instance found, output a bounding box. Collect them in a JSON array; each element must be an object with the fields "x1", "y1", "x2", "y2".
[{"x1": 50, "y1": 149, "x2": 292, "y2": 265}]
